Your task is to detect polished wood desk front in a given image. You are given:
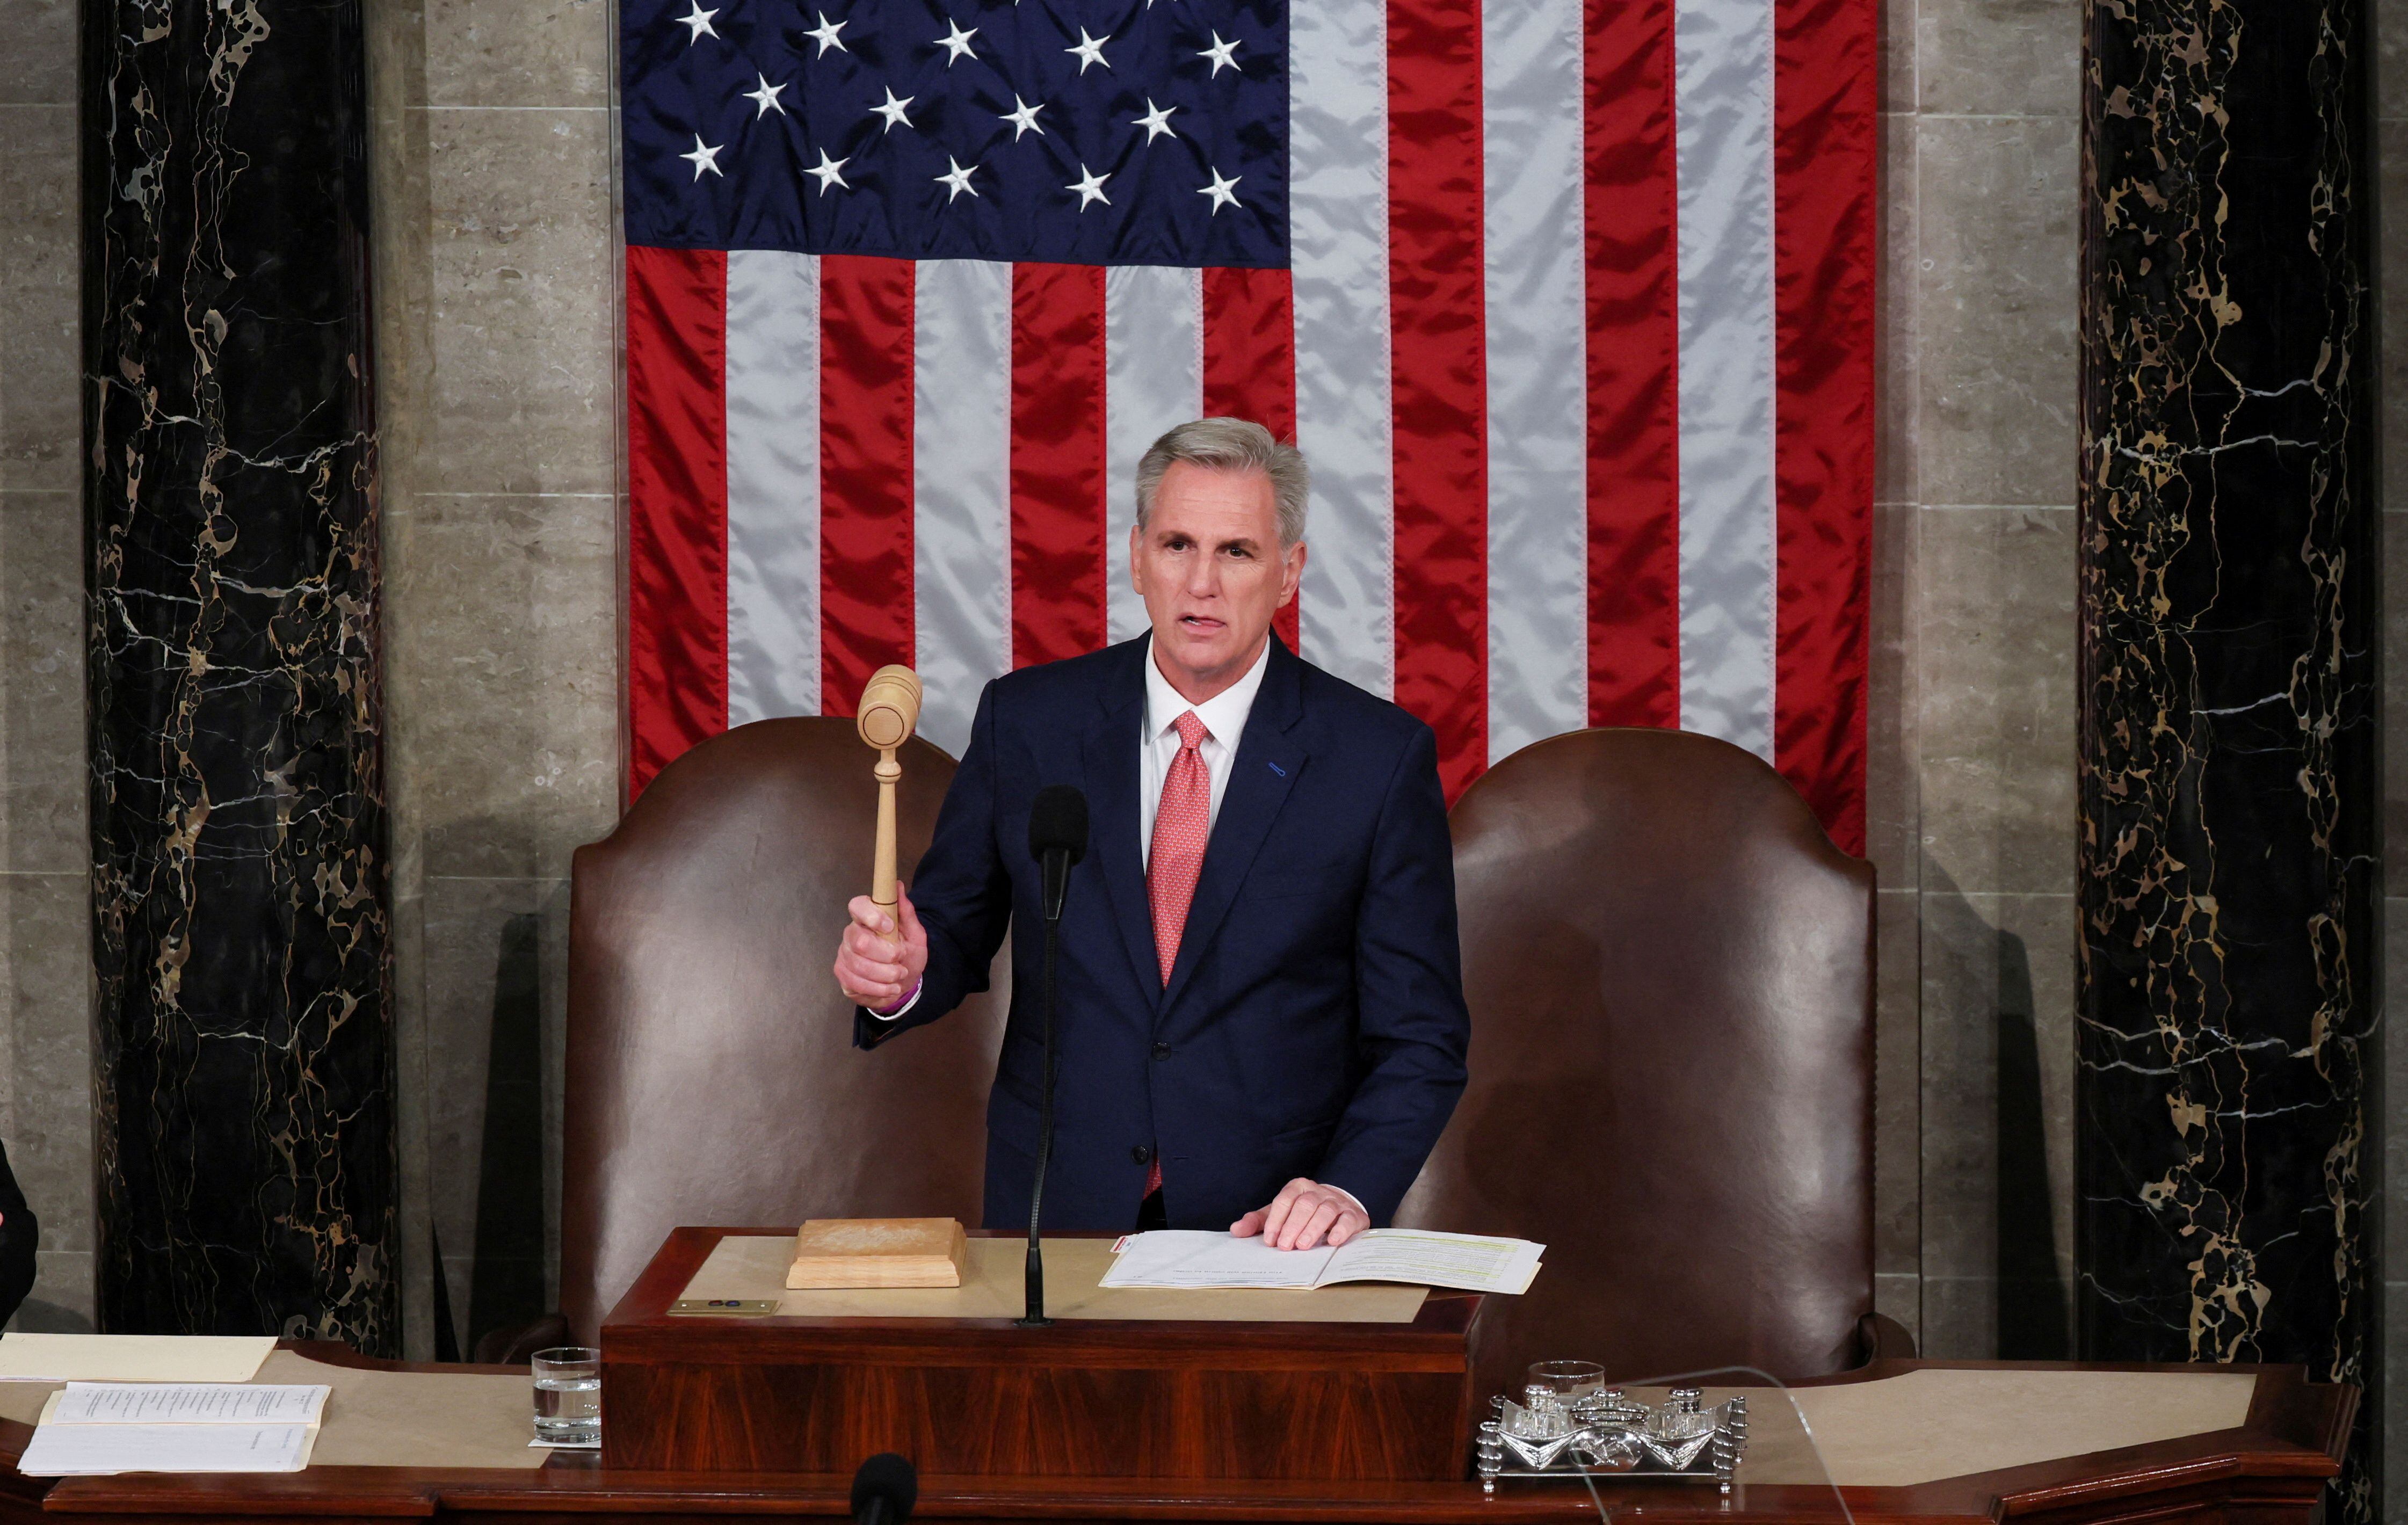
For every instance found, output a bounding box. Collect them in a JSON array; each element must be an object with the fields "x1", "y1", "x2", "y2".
[
  {"x1": 602, "y1": 1228, "x2": 1479, "y2": 1478},
  {"x1": 0, "y1": 1354, "x2": 2348, "y2": 1525}
]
